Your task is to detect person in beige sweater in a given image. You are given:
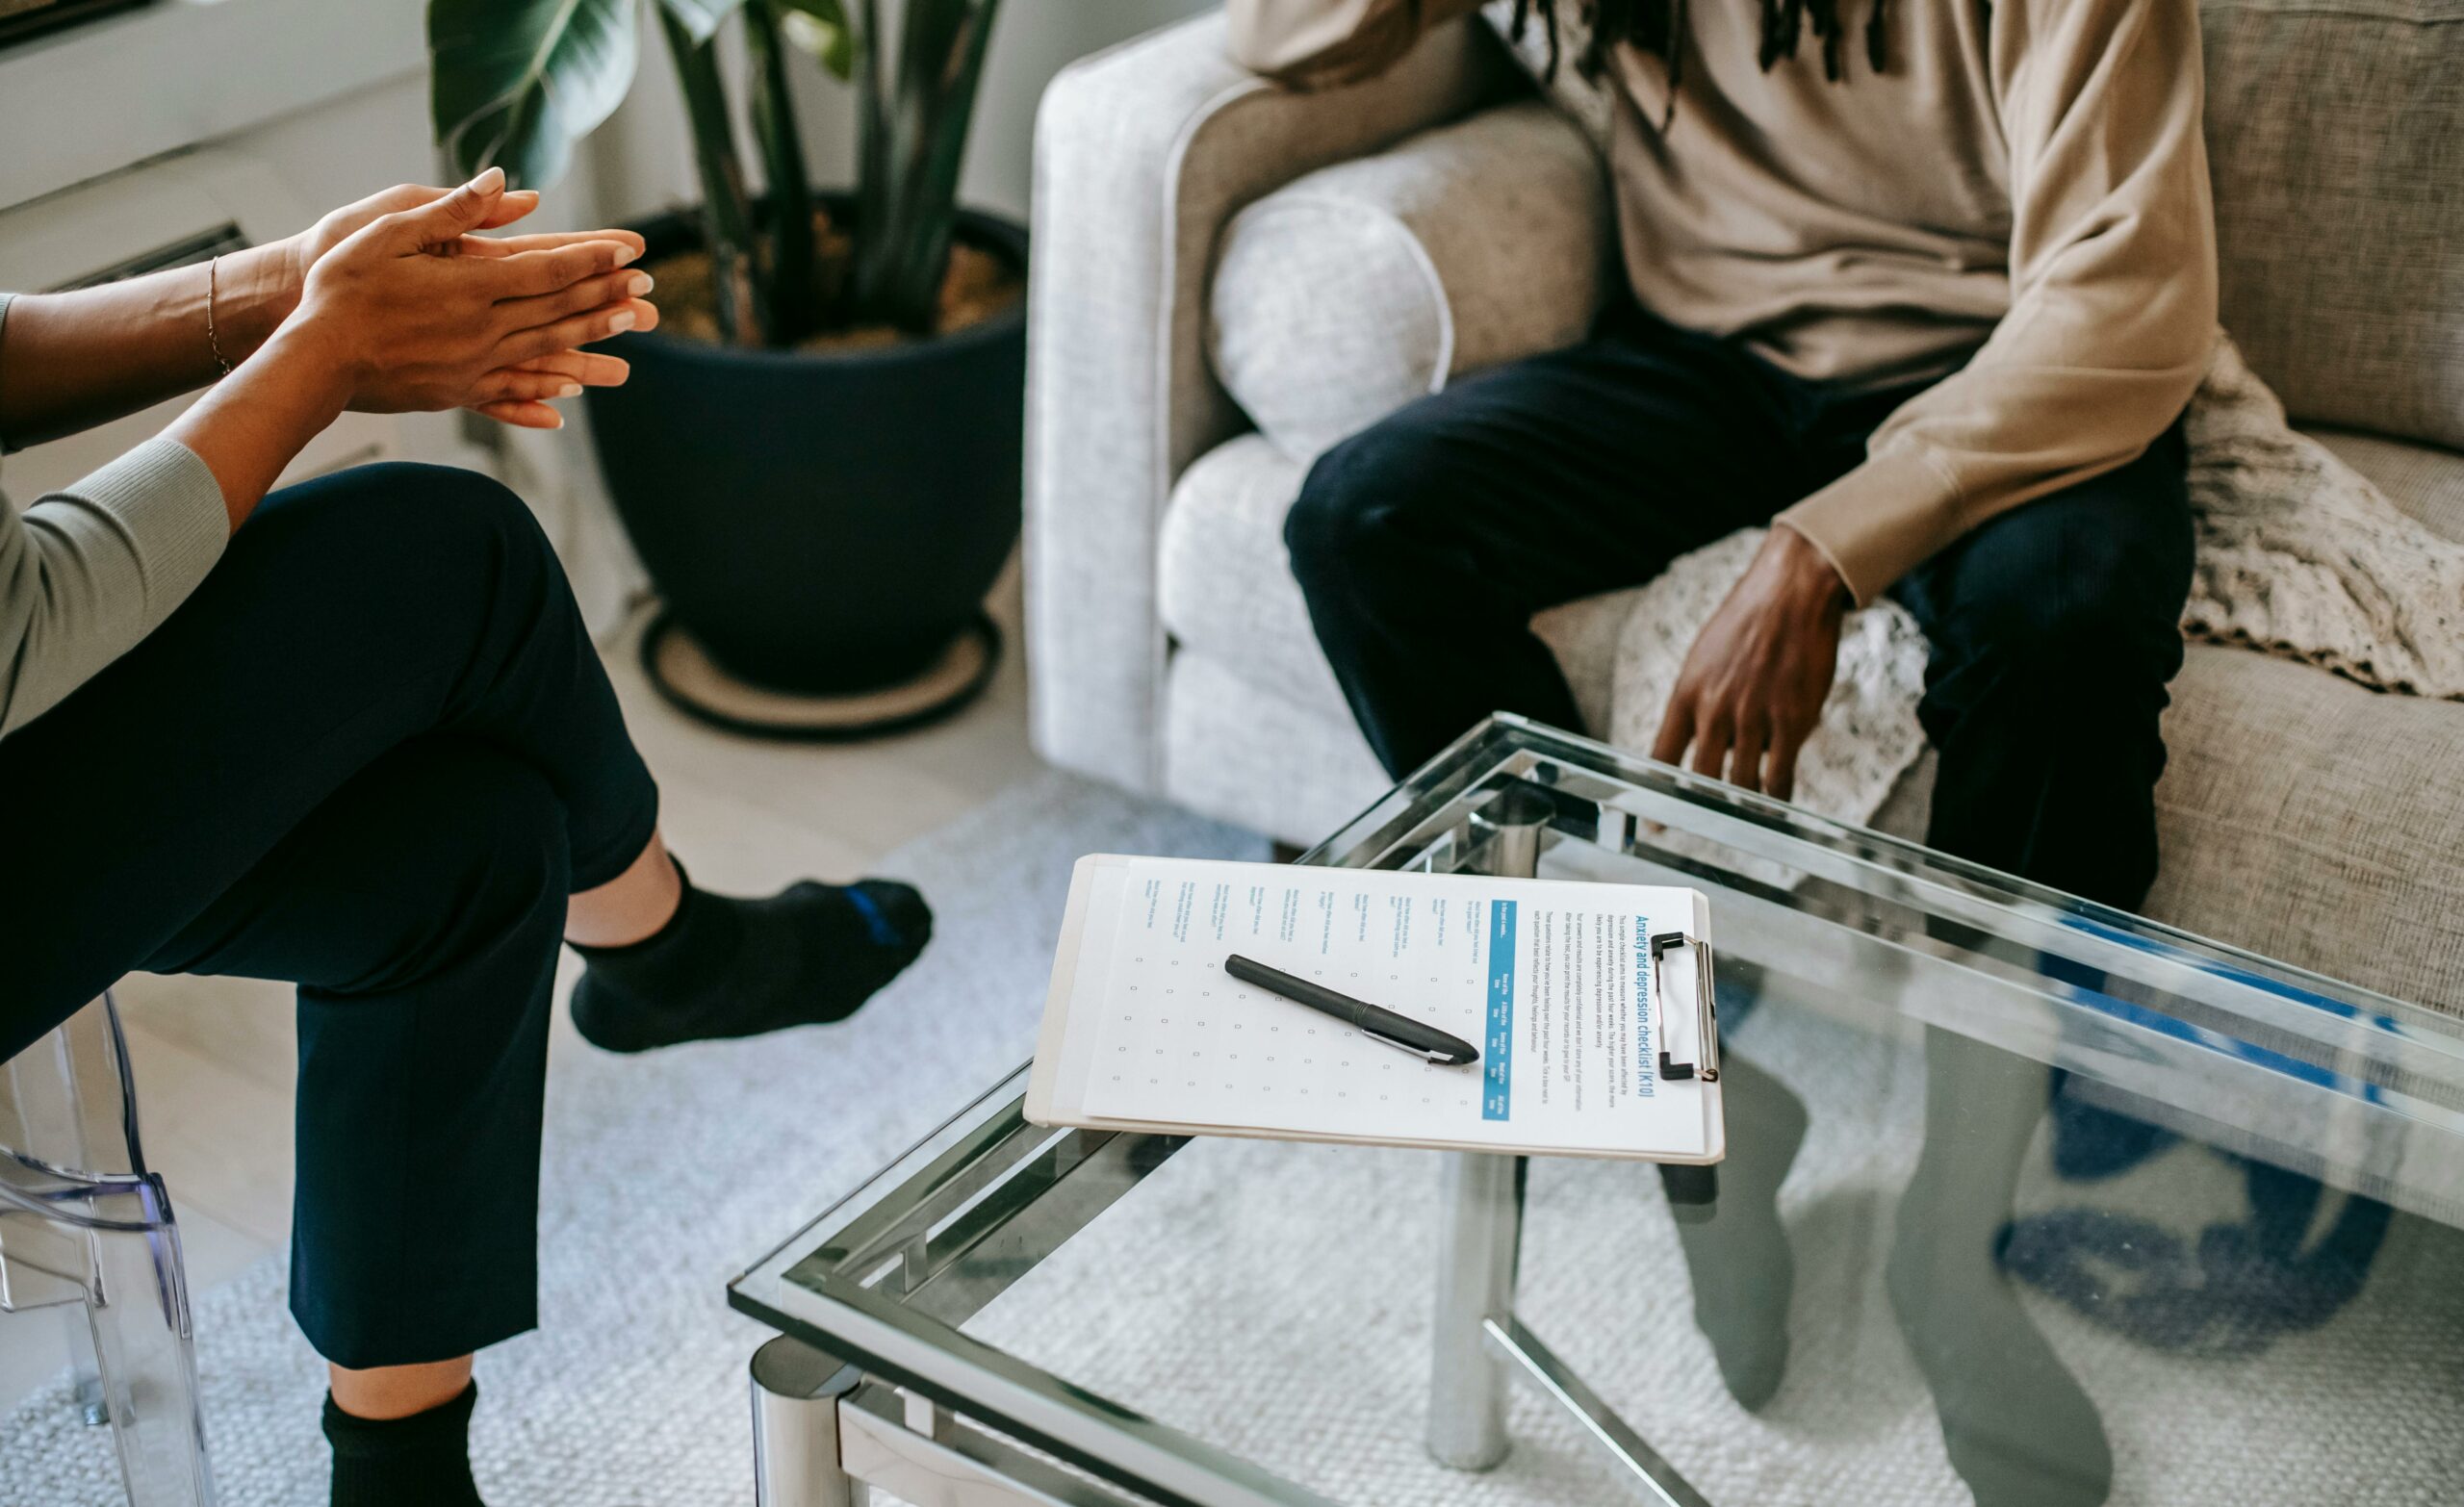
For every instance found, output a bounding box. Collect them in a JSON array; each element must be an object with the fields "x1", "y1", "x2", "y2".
[{"x1": 1239, "y1": 3, "x2": 2217, "y2": 1504}]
